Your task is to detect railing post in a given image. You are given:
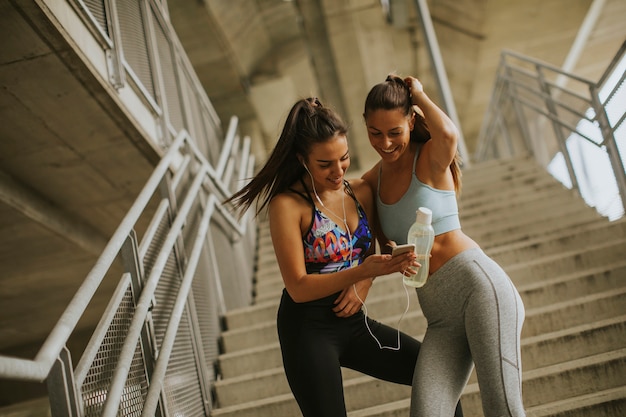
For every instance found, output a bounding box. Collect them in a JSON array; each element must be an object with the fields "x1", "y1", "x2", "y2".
[
  {"x1": 590, "y1": 86, "x2": 626, "y2": 213},
  {"x1": 535, "y1": 67, "x2": 581, "y2": 194},
  {"x1": 103, "y1": 0, "x2": 125, "y2": 89},
  {"x1": 120, "y1": 231, "x2": 163, "y2": 416},
  {"x1": 47, "y1": 347, "x2": 82, "y2": 417},
  {"x1": 504, "y1": 60, "x2": 535, "y2": 158}
]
